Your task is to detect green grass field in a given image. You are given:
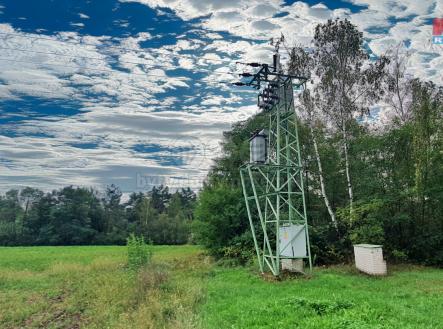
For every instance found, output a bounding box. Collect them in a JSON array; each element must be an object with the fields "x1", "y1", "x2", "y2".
[{"x1": 0, "y1": 246, "x2": 442, "y2": 329}]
